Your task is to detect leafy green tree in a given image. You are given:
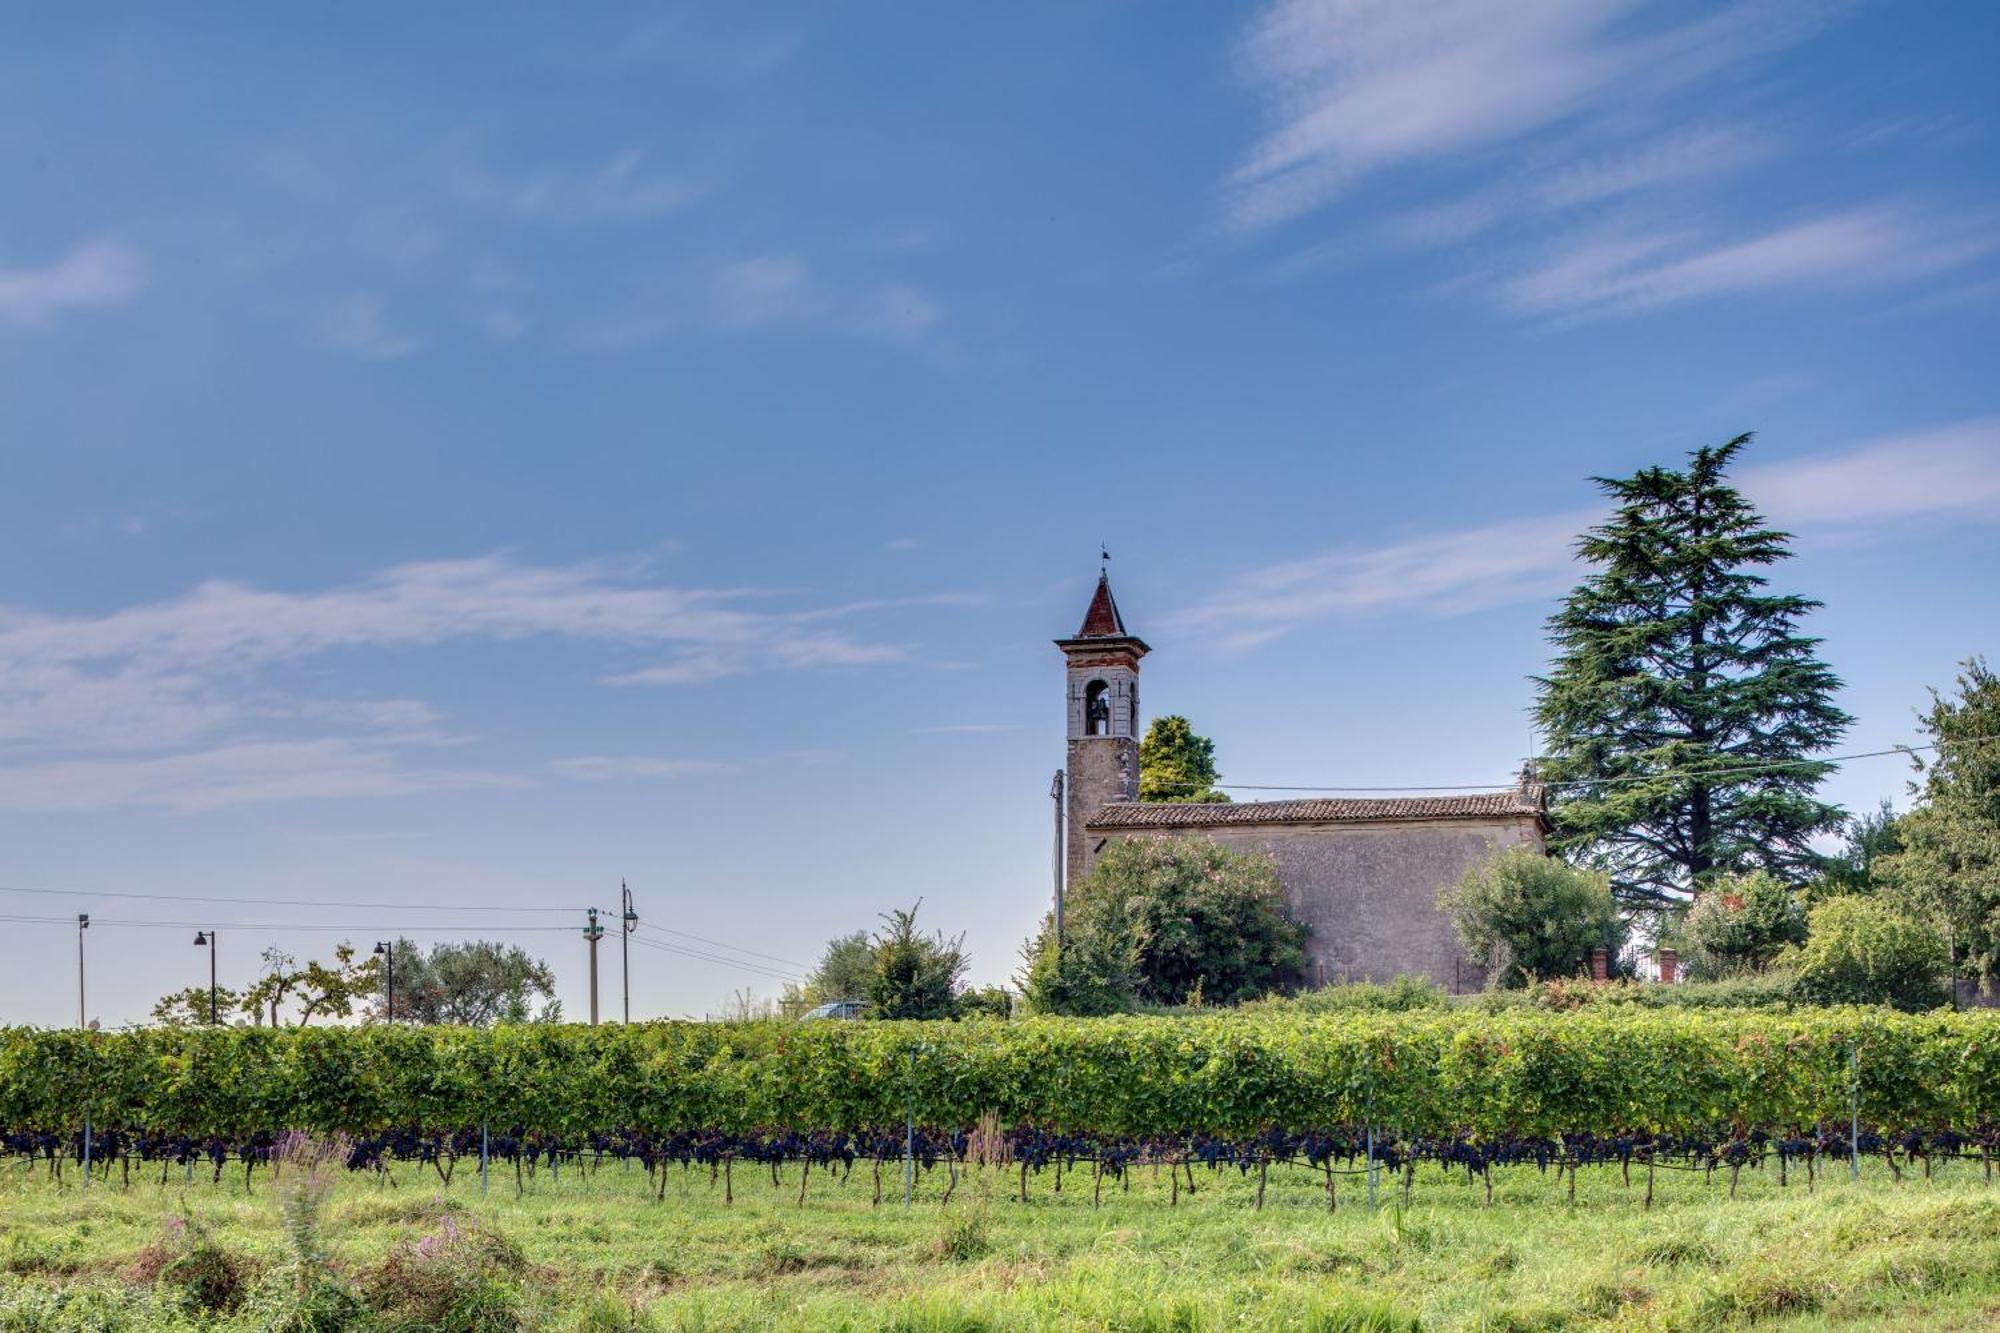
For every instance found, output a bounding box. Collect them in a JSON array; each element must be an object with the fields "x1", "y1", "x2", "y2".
[
  {"x1": 239, "y1": 944, "x2": 381, "y2": 1026},
  {"x1": 1040, "y1": 837, "x2": 1306, "y2": 1008},
  {"x1": 1535, "y1": 435, "x2": 1851, "y2": 909},
  {"x1": 1816, "y1": 801, "x2": 1904, "y2": 898},
  {"x1": 1139, "y1": 715, "x2": 1231, "y2": 803},
  {"x1": 866, "y1": 902, "x2": 967, "y2": 1020},
  {"x1": 1018, "y1": 900, "x2": 1143, "y2": 1016},
  {"x1": 959, "y1": 984, "x2": 1015, "y2": 1019},
  {"x1": 802, "y1": 931, "x2": 877, "y2": 1005},
  {"x1": 377, "y1": 939, "x2": 559, "y2": 1025},
  {"x1": 1787, "y1": 896, "x2": 1948, "y2": 1011},
  {"x1": 1674, "y1": 871, "x2": 1807, "y2": 978},
  {"x1": 1878, "y1": 657, "x2": 2000, "y2": 984},
  {"x1": 151, "y1": 985, "x2": 240, "y2": 1027},
  {"x1": 1440, "y1": 846, "x2": 1625, "y2": 989}
]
